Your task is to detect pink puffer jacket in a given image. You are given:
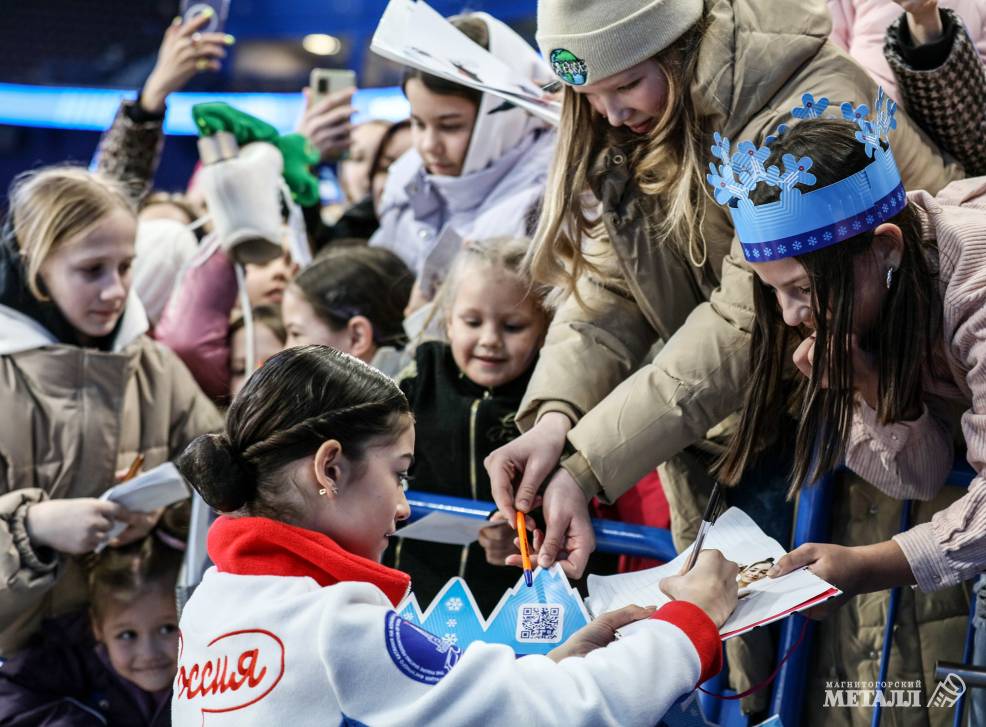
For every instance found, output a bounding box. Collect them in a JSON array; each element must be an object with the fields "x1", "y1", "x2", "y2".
[{"x1": 828, "y1": 0, "x2": 986, "y2": 103}]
